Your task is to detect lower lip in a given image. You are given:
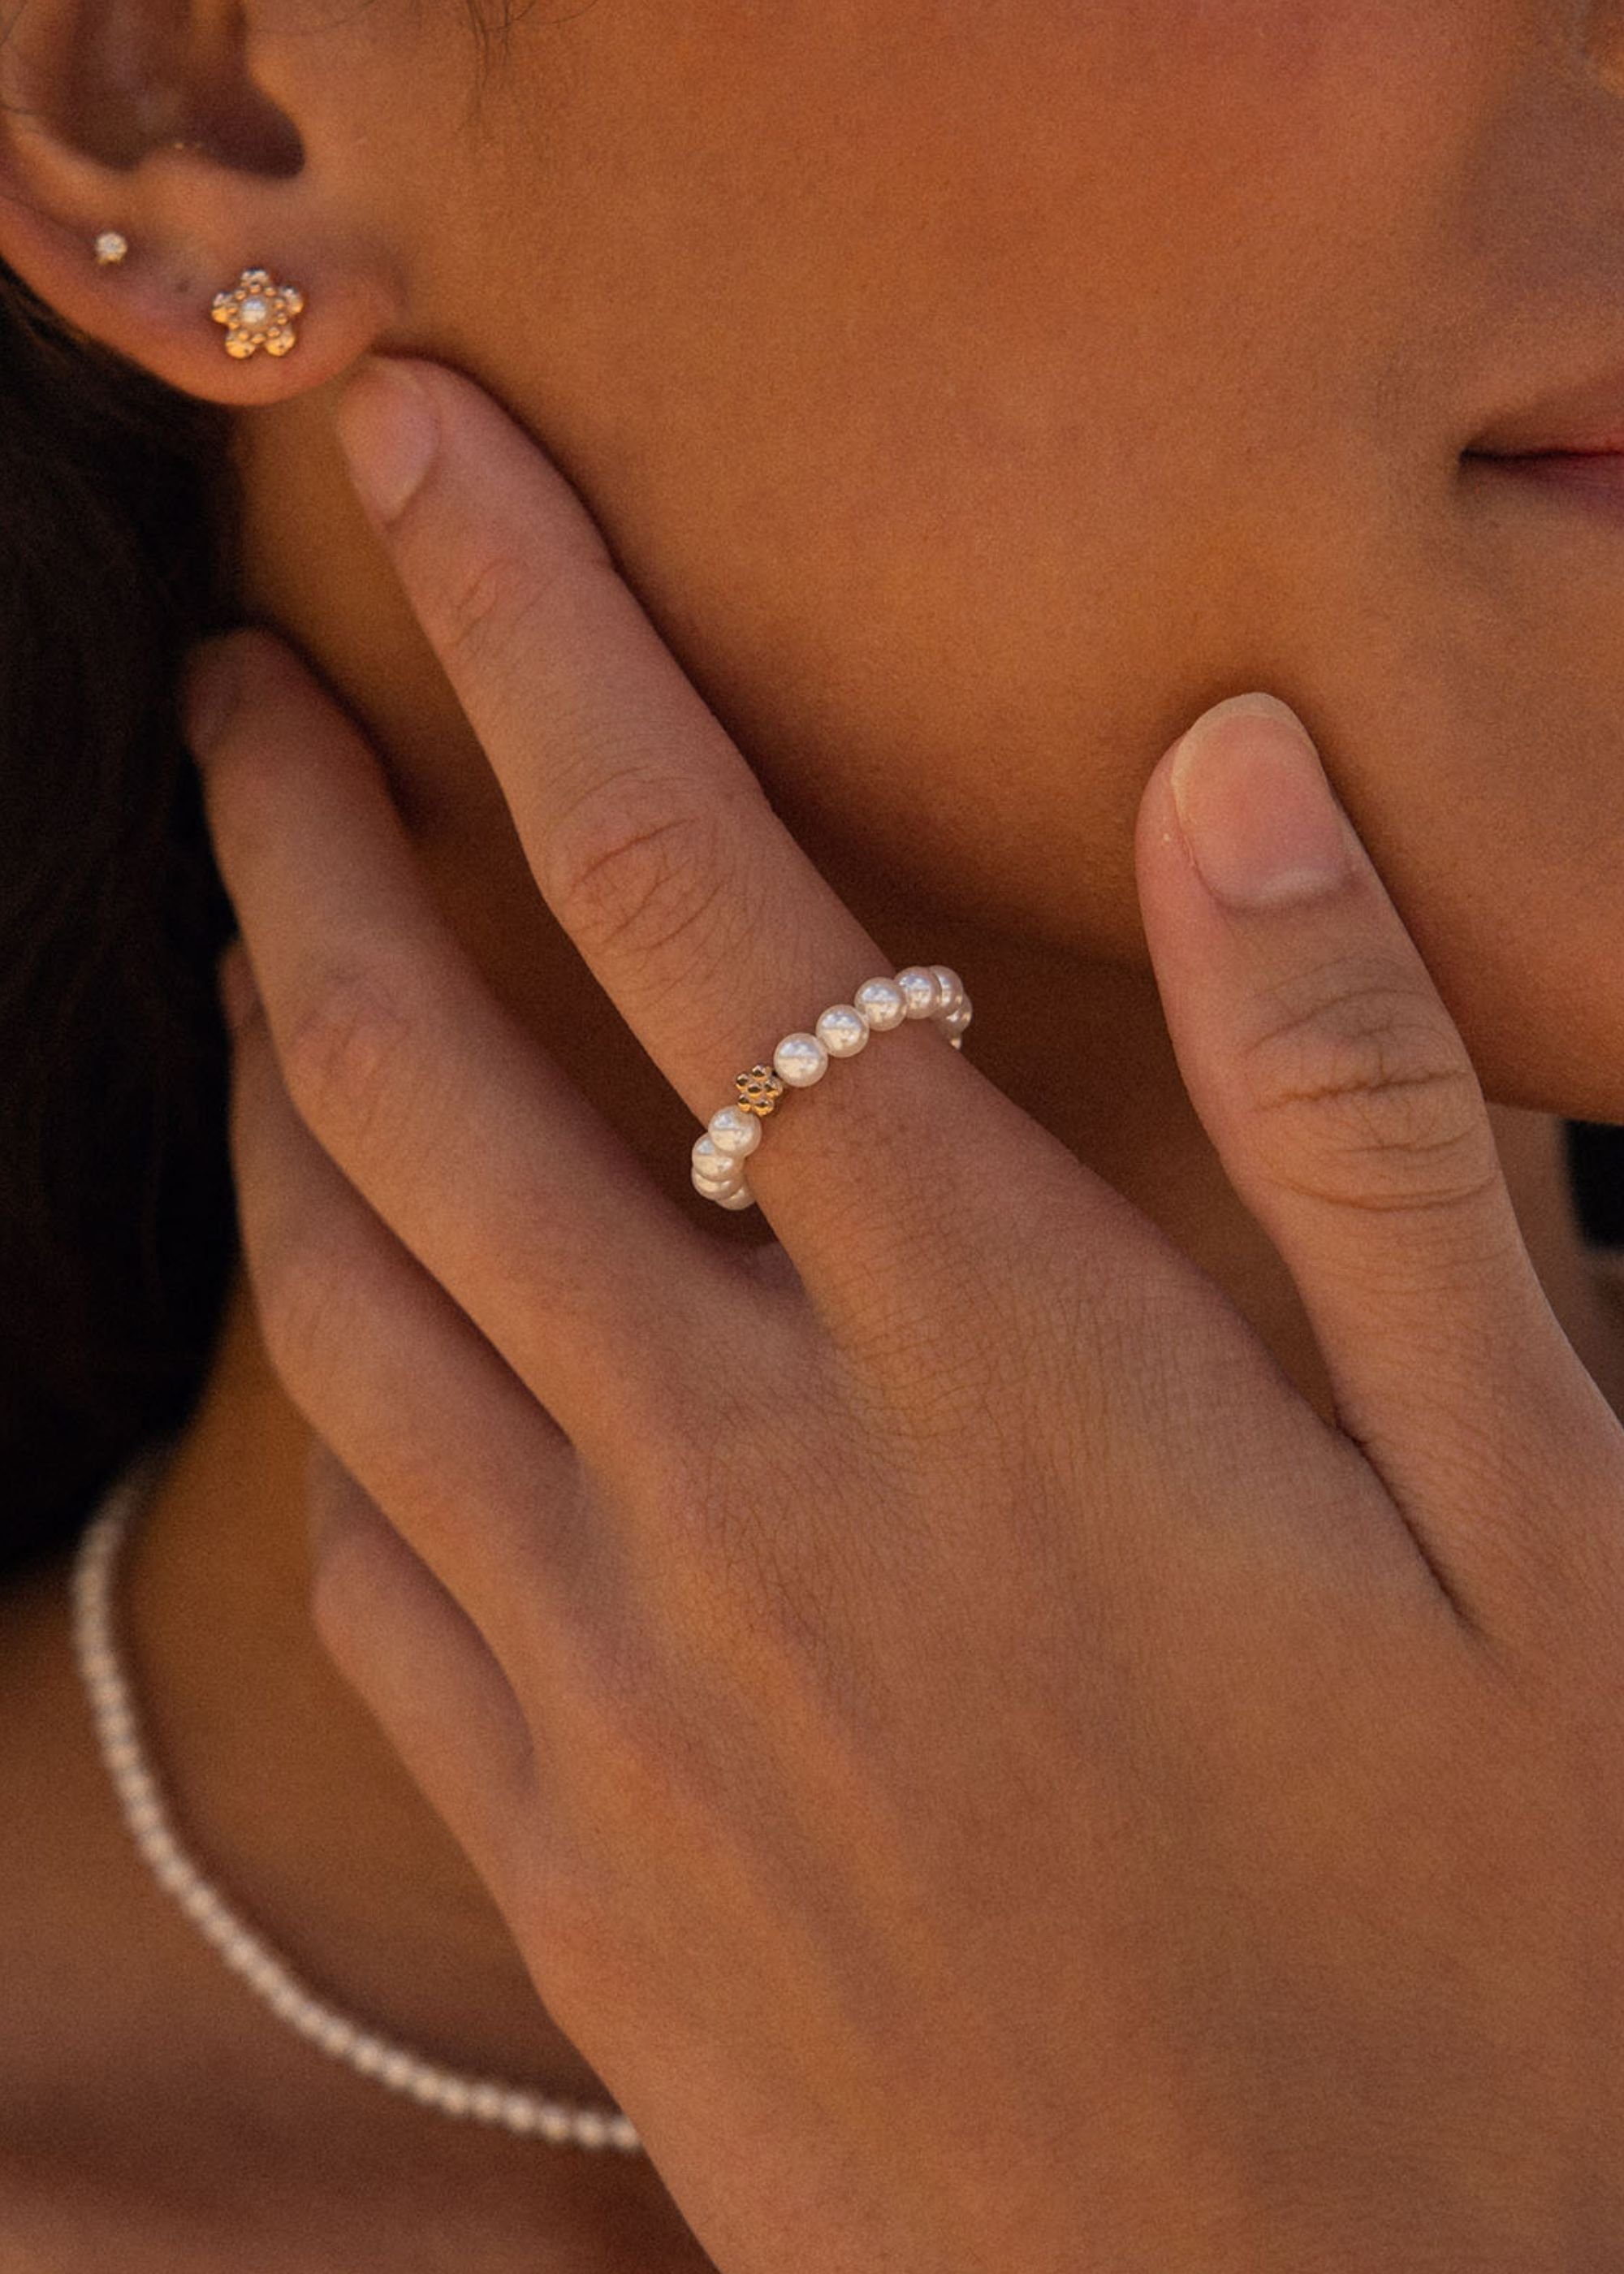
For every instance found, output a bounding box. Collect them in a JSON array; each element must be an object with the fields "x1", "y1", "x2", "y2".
[{"x1": 1469, "y1": 449, "x2": 1624, "y2": 524}]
